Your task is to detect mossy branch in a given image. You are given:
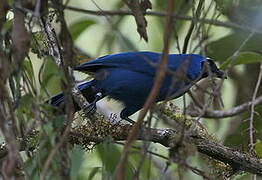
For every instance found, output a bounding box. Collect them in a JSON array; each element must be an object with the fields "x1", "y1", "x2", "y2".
[{"x1": 0, "y1": 104, "x2": 261, "y2": 176}]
